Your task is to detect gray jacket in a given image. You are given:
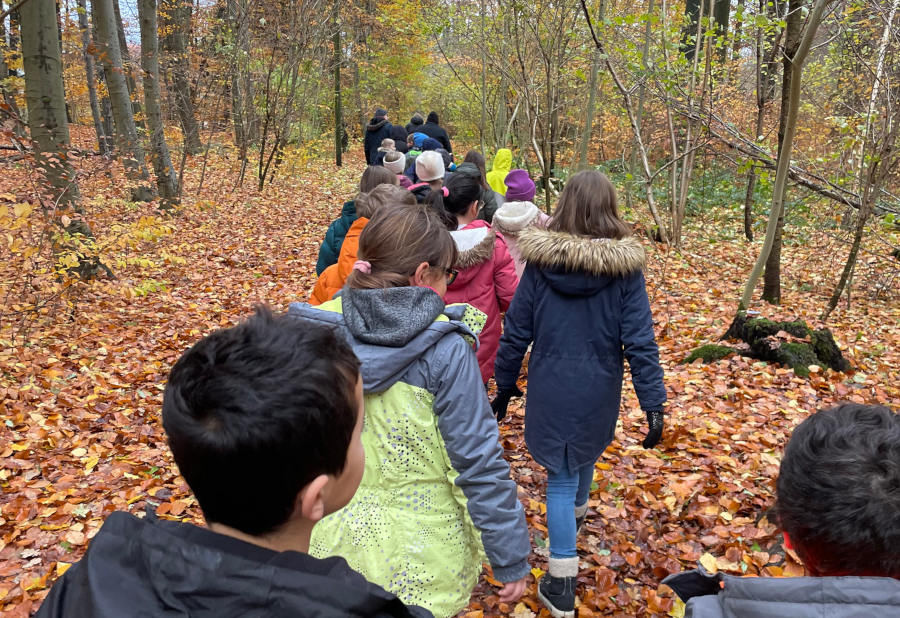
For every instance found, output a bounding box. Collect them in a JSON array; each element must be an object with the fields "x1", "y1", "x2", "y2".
[
  {"x1": 664, "y1": 568, "x2": 900, "y2": 617},
  {"x1": 288, "y1": 287, "x2": 530, "y2": 582}
]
